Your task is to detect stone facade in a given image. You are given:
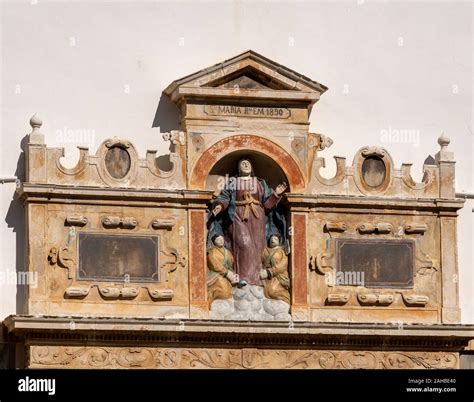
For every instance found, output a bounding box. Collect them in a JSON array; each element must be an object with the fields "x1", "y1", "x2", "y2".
[{"x1": 4, "y1": 50, "x2": 473, "y2": 368}]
